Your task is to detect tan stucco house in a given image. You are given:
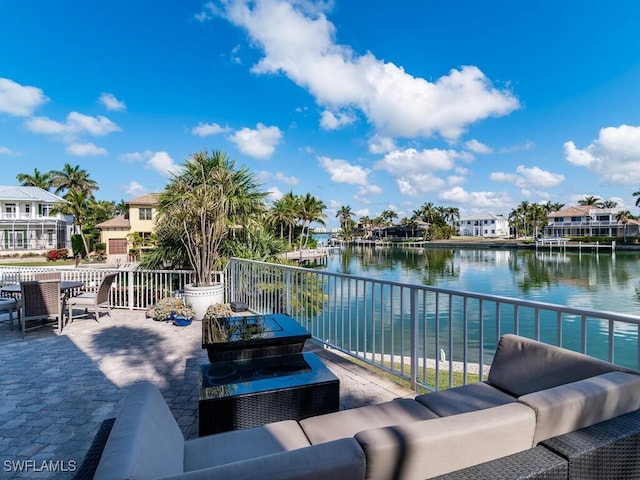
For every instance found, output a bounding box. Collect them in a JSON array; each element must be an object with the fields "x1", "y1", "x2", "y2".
[{"x1": 96, "y1": 193, "x2": 159, "y2": 263}]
